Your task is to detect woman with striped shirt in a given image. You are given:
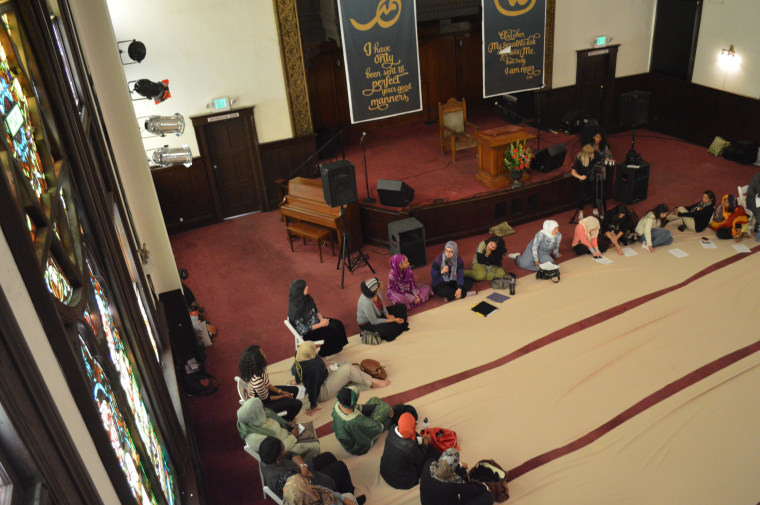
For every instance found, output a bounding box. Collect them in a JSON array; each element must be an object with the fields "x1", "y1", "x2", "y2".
[{"x1": 239, "y1": 345, "x2": 302, "y2": 421}]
